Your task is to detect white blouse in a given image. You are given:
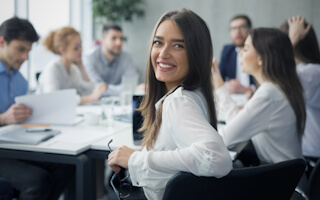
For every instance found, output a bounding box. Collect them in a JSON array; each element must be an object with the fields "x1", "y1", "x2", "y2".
[
  {"x1": 128, "y1": 87, "x2": 232, "y2": 200},
  {"x1": 297, "y1": 63, "x2": 320, "y2": 157},
  {"x1": 216, "y1": 82, "x2": 303, "y2": 164},
  {"x1": 37, "y1": 59, "x2": 94, "y2": 99}
]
